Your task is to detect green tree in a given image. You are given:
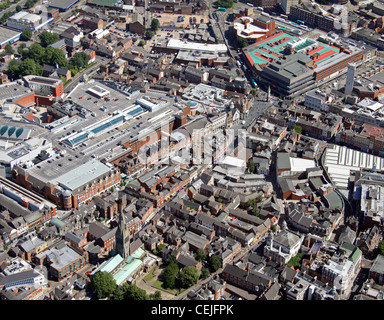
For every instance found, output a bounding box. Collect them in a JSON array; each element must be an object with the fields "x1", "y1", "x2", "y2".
[
  {"x1": 15, "y1": 4, "x2": 22, "y2": 11},
  {"x1": 214, "y1": 0, "x2": 233, "y2": 8},
  {"x1": 250, "y1": 89, "x2": 257, "y2": 96},
  {"x1": 177, "y1": 266, "x2": 200, "y2": 289},
  {"x1": 17, "y1": 43, "x2": 27, "y2": 56},
  {"x1": 6, "y1": 59, "x2": 21, "y2": 79},
  {"x1": 0, "y1": 0, "x2": 11, "y2": 9},
  {"x1": 248, "y1": 198, "x2": 256, "y2": 208},
  {"x1": 145, "y1": 30, "x2": 154, "y2": 39},
  {"x1": 20, "y1": 29, "x2": 32, "y2": 41},
  {"x1": 69, "y1": 51, "x2": 90, "y2": 69},
  {"x1": 91, "y1": 271, "x2": 117, "y2": 299},
  {"x1": 247, "y1": 159, "x2": 255, "y2": 174},
  {"x1": 138, "y1": 39, "x2": 146, "y2": 46},
  {"x1": 123, "y1": 284, "x2": 148, "y2": 300},
  {"x1": 149, "y1": 291, "x2": 162, "y2": 300},
  {"x1": 0, "y1": 11, "x2": 15, "y2": 24},
  {"x1": 25, "y1": 0, "x2": 35, "y2": 9},
  {"x1": 377, "y1": 240, "x2": 384, "y2": 256},
  {"x1": 201, "y1": 267, "x2": 210, "y2": 280},
  {"x1": 251, "y1": 208, "x2": 259, "y2": 216},
  {"x1": 287, "y1": 253, "x2": 304, "y2": 269},
  {"x1": 44, "y1": 47, "x2": 68, "y2": 68},
  {"x1": 153, "y1": 243, "x2": 166, "y2": 255},
  {"x1": 293, "y1": 125, "x2": 303, "y2": 134},
  {"x1": 209, "y1": 255, "x2": 222, "y2": 273},
  {"x1": 163, "y1": 262, "x2": 179, "y2": 289},
  {"x1": 165, "y1": 253, "x2": 177, "y2": 266},
  {"x1": 270, "y1": 224, "x2": 277, "y2": 232},
  {"x1": 112, "y1": 285, "x2": 125, "y2": 300},
  {"x1": 194, "y1": 248, "x2": 207, "y2": 262},
  {"x1": 151, "y1": 18, "x2": 160, "y2": 31},
  {"x1": 4, "y1": 43, "x2": 14, "y2": 55},
  {"x1": 238, "y1": 37, "x2": 249, "y2": 49},
  {"x1": 18, "y1": 58, "x2": 42, "y2": 77},
  {"x1": 26, "y1": 43, "x2": 45, "y2": 63},
  {"x1": 38, "y1": 31, "x2": 59, "y2": 47},
  {"x1": 70, "y1": 68, "x2": 78, "y2": 77}
]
